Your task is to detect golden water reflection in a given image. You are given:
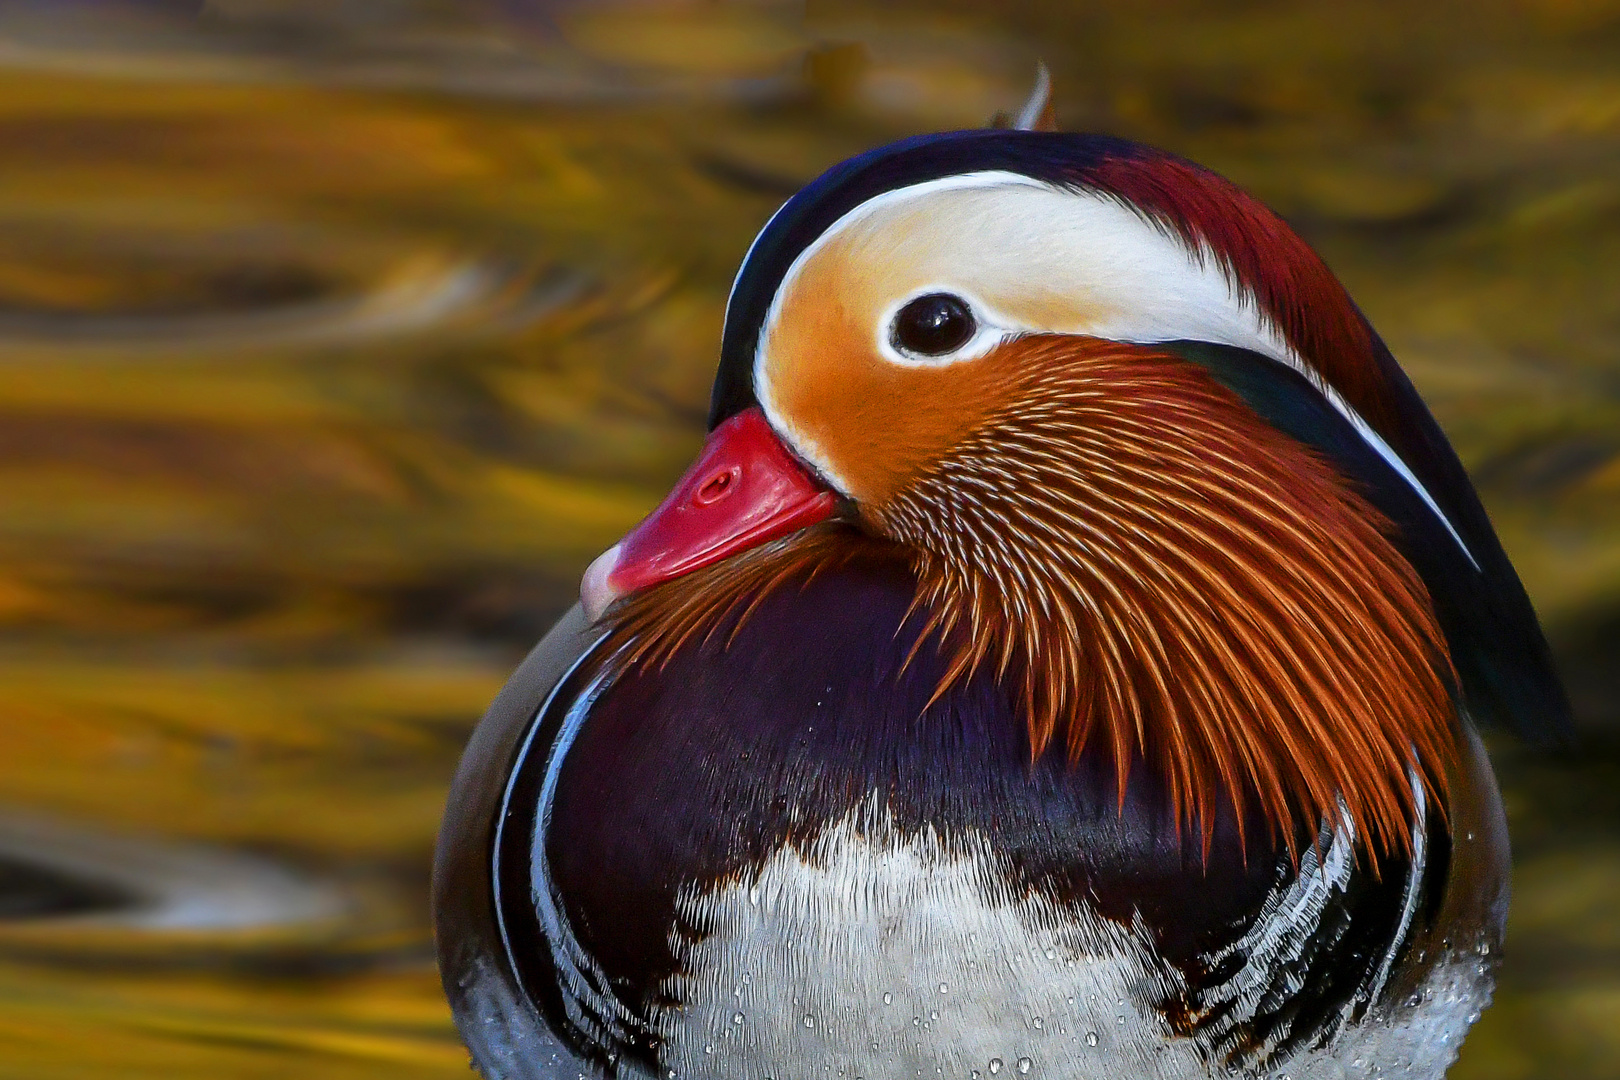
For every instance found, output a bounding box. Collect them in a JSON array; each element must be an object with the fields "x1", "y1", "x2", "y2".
[{"x1": 0, "y1": 3, "x2": 1615, "y2": 1077}]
